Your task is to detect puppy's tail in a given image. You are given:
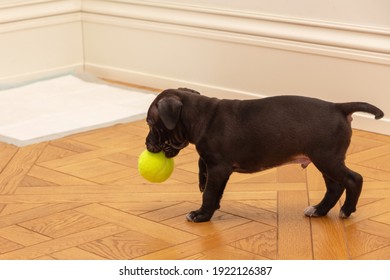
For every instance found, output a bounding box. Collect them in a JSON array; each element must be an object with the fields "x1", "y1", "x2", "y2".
[{"x1": 337, "y1": 102, "x2": 384, "y2": 120}]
